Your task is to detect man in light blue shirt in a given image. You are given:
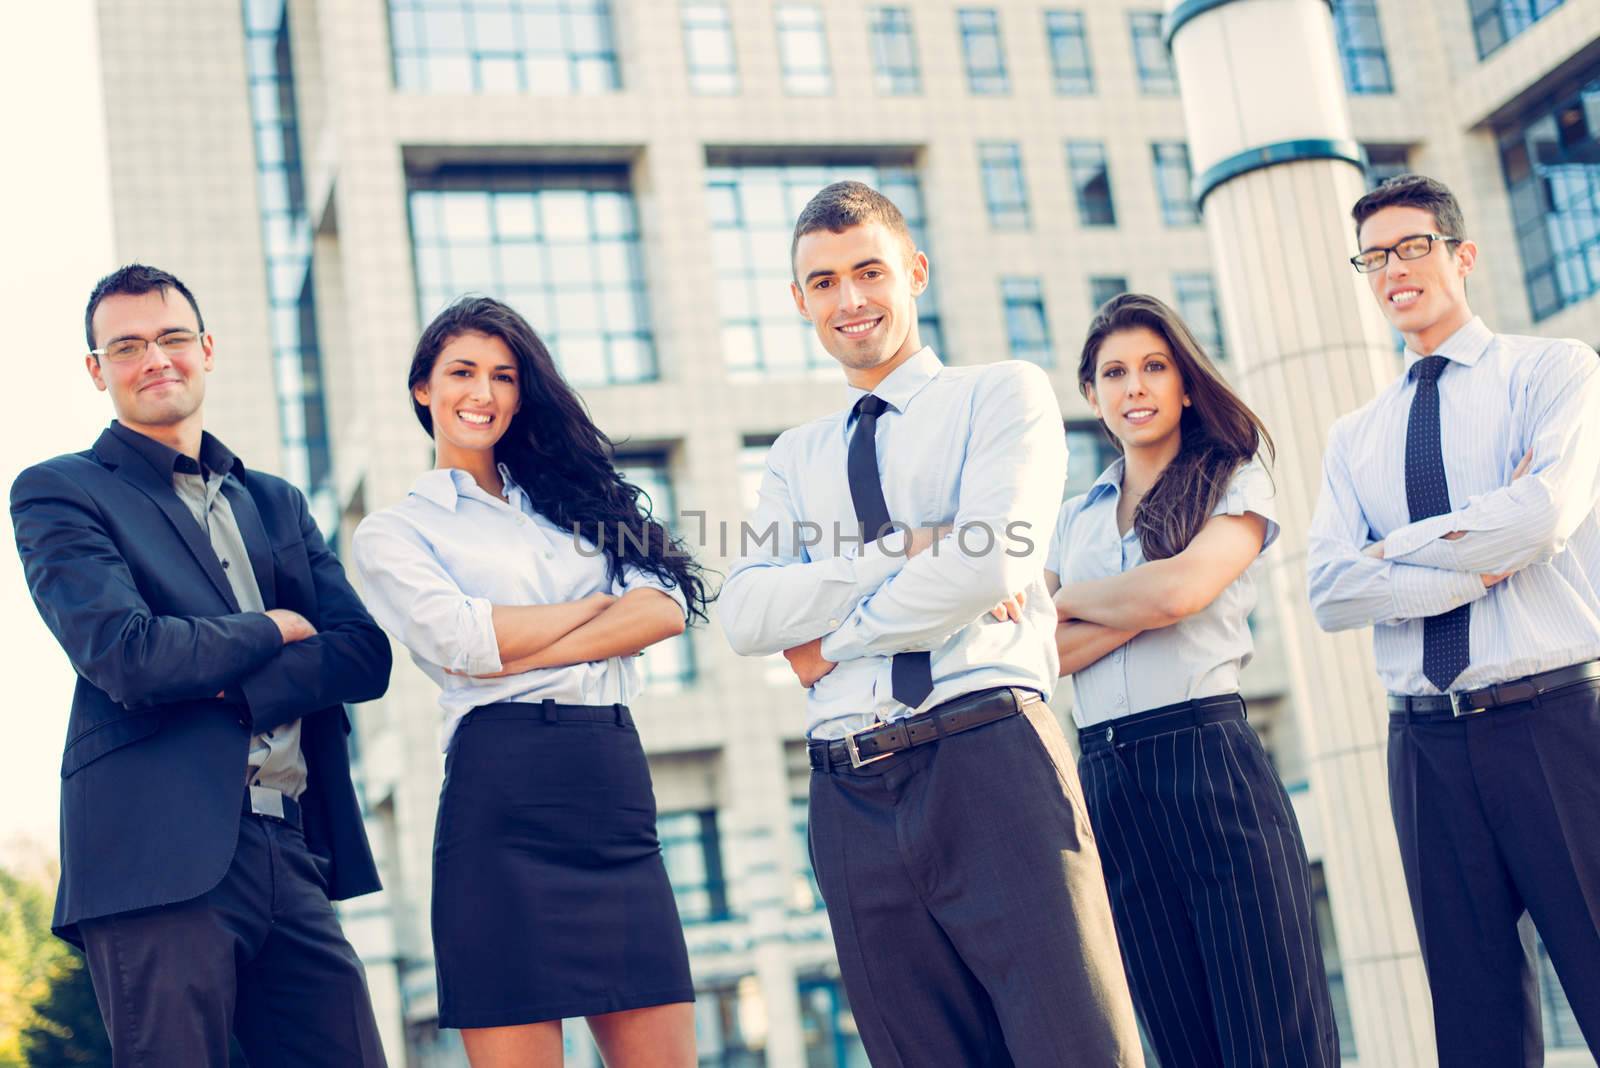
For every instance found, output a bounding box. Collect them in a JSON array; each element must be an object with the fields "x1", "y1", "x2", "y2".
[
  {"x1": 721, "y1": 181, "x2": 1142, "y2": 1065},
  {"x1": 1308, "y1": 174, "x2": 1600, "y2": 1065}
]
